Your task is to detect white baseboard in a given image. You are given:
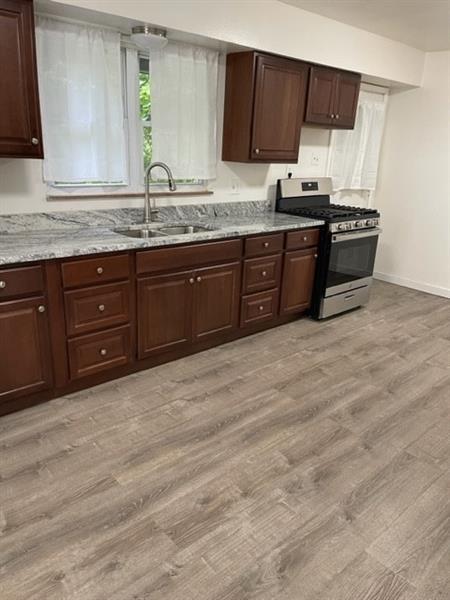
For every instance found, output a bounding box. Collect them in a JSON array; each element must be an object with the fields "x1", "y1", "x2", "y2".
[{"x1": 374, "y1": 271, "x2": 450, "y2": 299}]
